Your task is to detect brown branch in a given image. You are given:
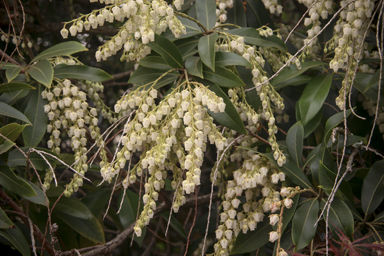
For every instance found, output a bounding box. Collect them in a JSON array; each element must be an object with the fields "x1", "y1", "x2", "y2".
[
  {"x1": 0, "y1": 189, "x2": 55, "y2": 256},
  {"x1": 60, "y1": 193, "x2": 218, "y2": 256},
  {"x1": 0, "y1": 49, "x2": 20, "y2": 65}
]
